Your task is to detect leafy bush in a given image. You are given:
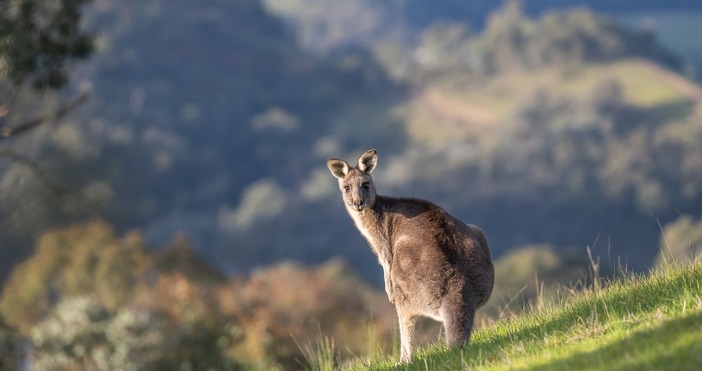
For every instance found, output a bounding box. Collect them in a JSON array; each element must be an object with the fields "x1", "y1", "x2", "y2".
[
  {"x1": 29, "y1": 295, "x2": 241, "y2": 371},
  {"x1": 0, "y1": 314, "x2": 22, "y2": 370},
  {"x1": 0, "y1": 221, "x2": 400, "y2": 369},
  {"x1": 217, "y1": 259, "x2": 396, "y2": 369},
  {"x1": 0, "y1": 221, "x2": 150, "y2": 334}
]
